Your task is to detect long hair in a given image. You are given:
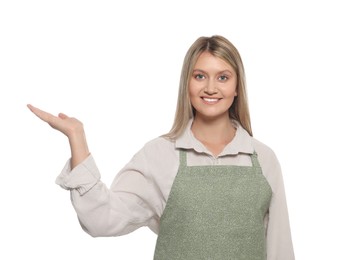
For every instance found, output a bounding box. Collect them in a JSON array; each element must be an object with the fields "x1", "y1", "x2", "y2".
[{"x1": 163, "y1": 35, "x2": 252, "y2": 140}]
